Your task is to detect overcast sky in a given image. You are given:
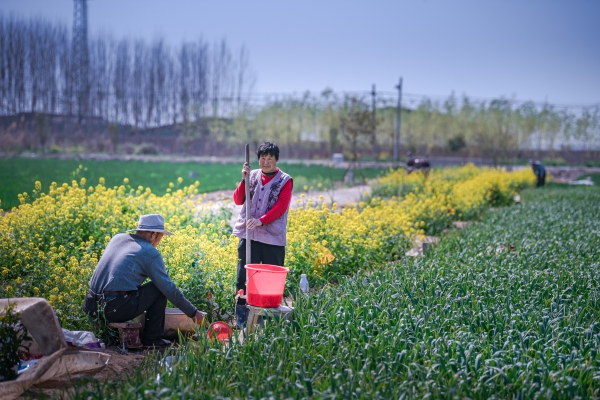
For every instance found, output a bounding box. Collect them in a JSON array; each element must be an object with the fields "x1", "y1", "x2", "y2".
[{"x1": 2, "y1": 0, "x2": 599, "y2": 107}]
